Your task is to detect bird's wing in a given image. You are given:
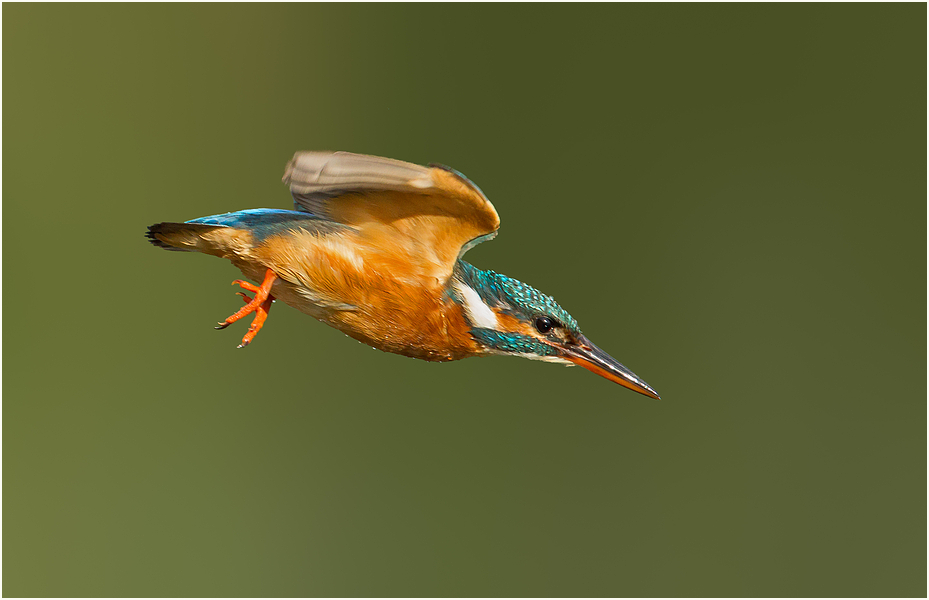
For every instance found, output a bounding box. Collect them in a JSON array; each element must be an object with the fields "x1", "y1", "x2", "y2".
[{"x1": 282, "y1": 151, "x2": 500, "y2": 282}]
